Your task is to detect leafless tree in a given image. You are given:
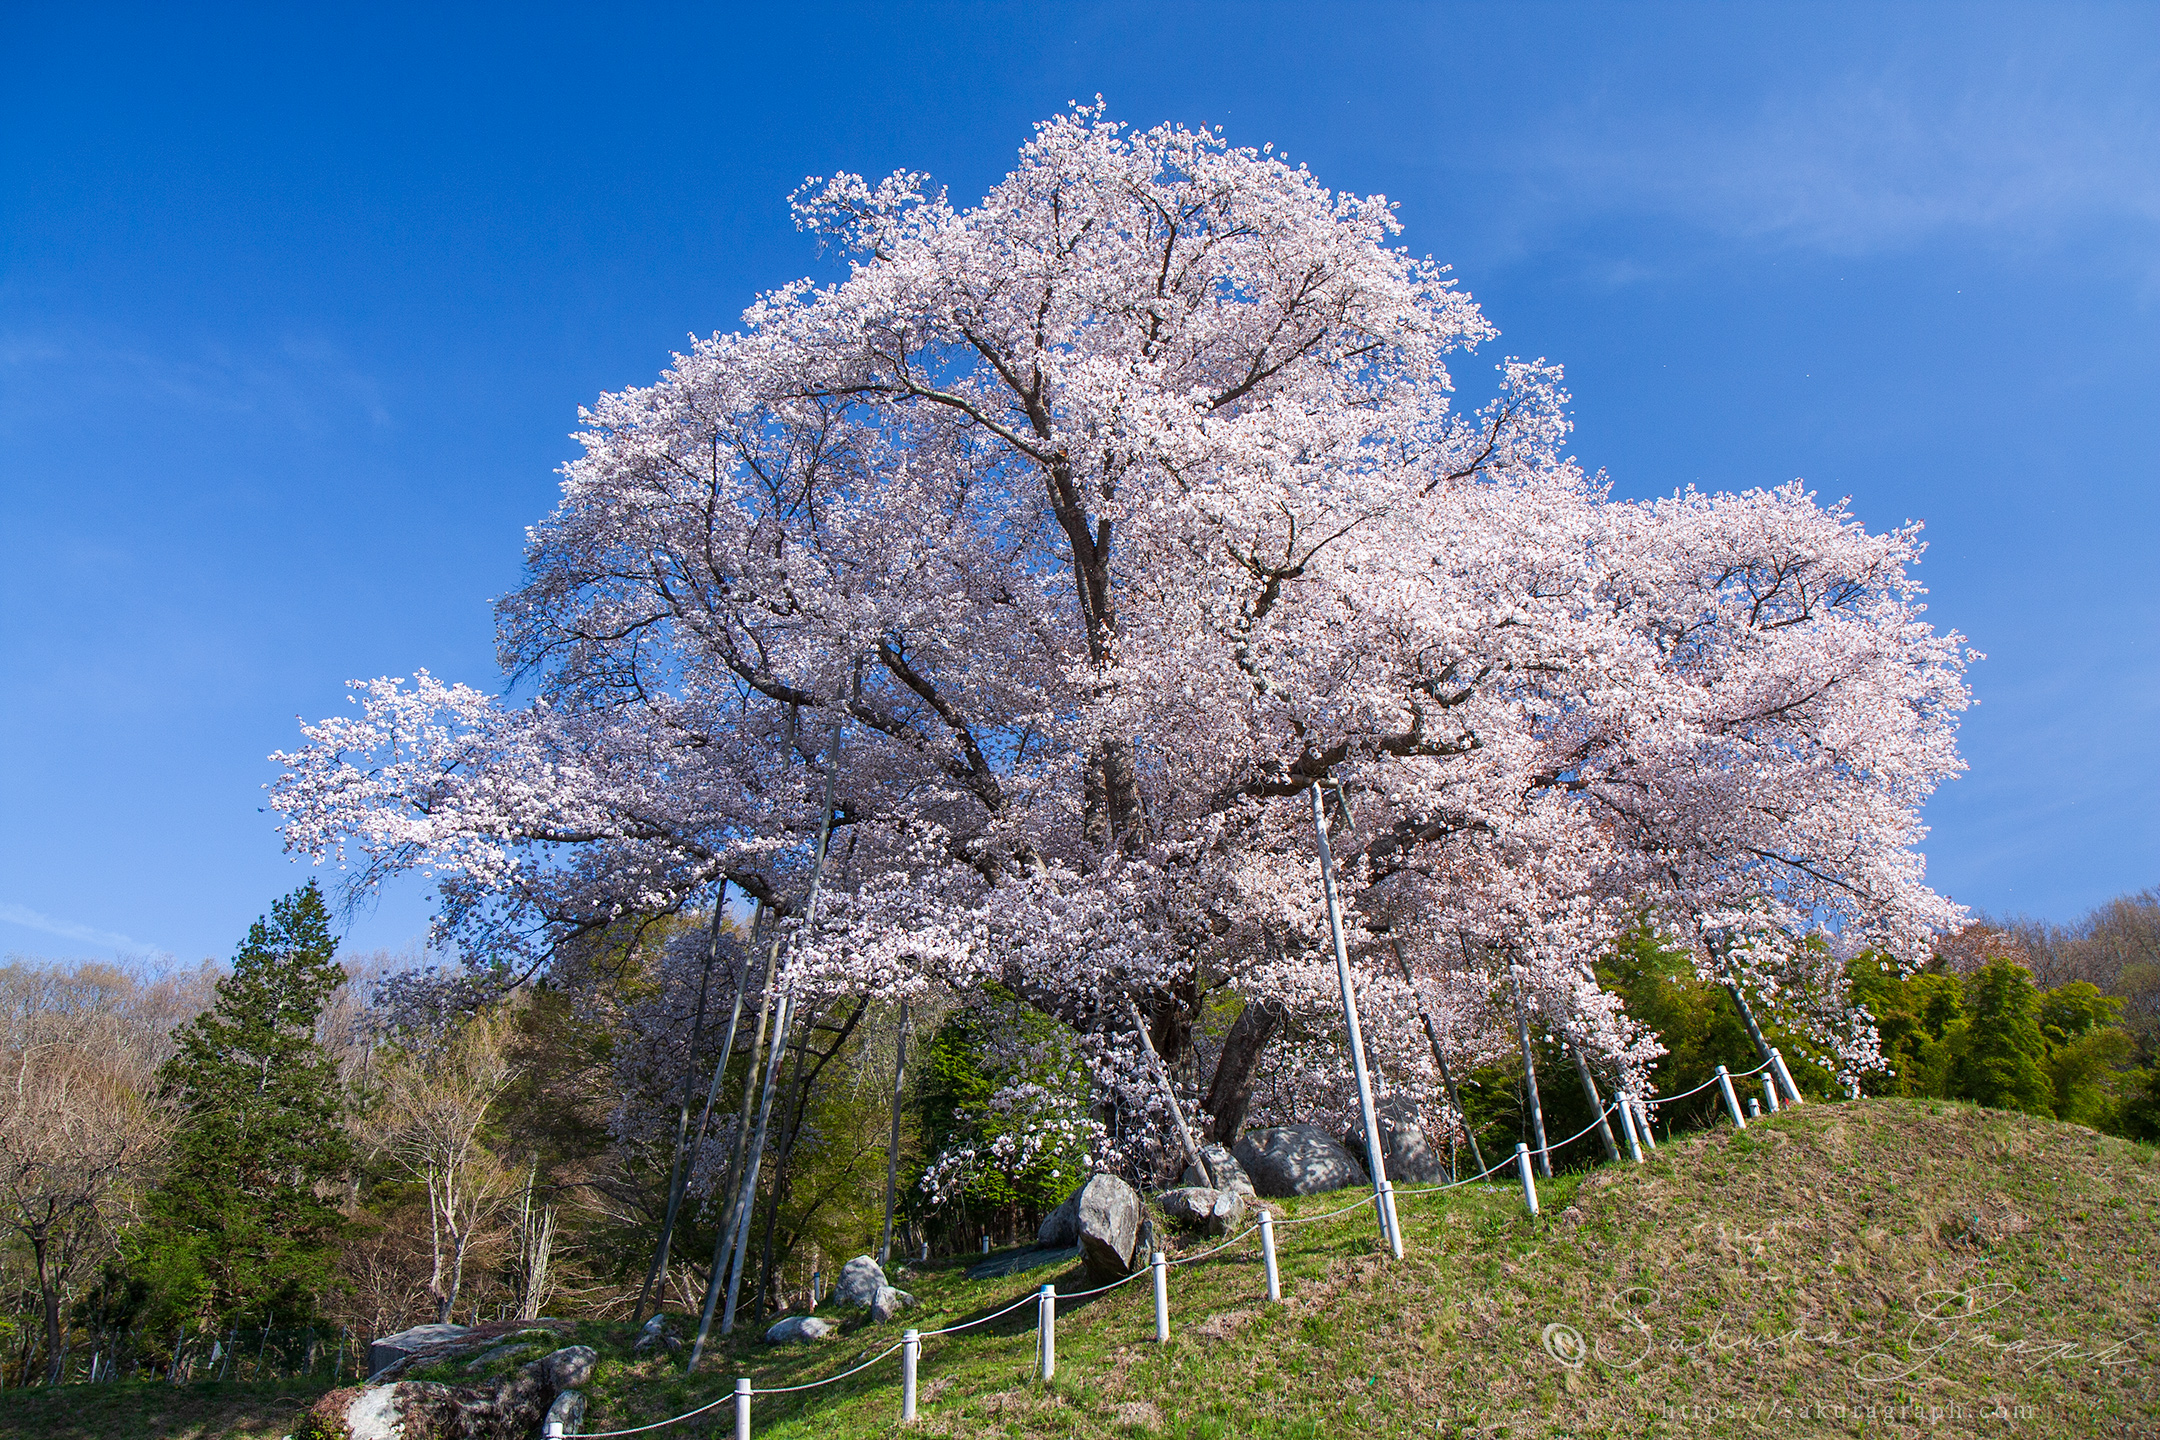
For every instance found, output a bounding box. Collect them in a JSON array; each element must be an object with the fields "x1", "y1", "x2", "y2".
[
  {"x1": 0, "y1": 963, "x2": 177, "y2": 1381},
  {"x1": 369, "y1": 1009, "x2": 520, "y2": 1323}
]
